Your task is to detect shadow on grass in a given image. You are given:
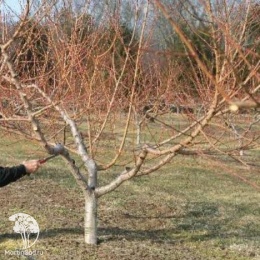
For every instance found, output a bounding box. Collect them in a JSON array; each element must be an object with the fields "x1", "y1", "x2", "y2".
[
  {"x1": 0, "y1": 233, "x2": 19, "y2": 241},
  {"x1": 1, "y1": 201, "x2": 258, "y2": 246},
  {"x1": 0, "y1": 224, "x2": 257, "y2": 246},
  {"x1": 39, "y1": 227, "x2": 84, "y2": 239},
  {"x1": 0, "y1": 228, "x2": 83, "y2": 243},
  {"x1": 97, "y1": 227, "x2": 252, "y2": 245},
  {"x1": 97, "y1": 201, "x2": 259, "y2": 244}
]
